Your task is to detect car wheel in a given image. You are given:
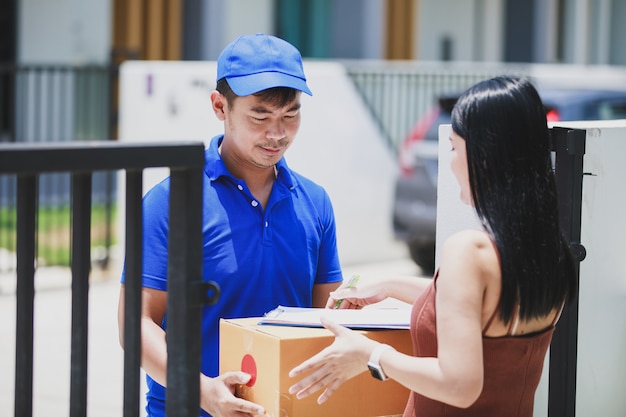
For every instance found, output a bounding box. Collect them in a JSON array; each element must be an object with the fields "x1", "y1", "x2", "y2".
[{"x1": 408, "y1": 241, "x2": 436, "y2": 276}]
